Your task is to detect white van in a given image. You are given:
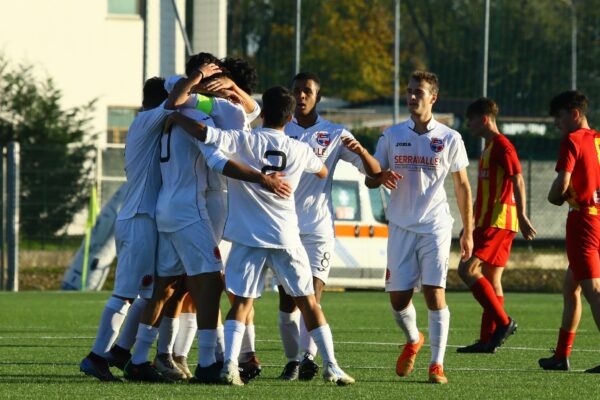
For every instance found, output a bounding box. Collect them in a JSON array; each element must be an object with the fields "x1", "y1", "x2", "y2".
[{"x1": 327, "y1": 161, "x2": 389, "y2": 289}]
